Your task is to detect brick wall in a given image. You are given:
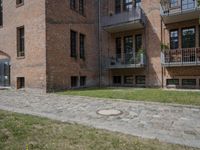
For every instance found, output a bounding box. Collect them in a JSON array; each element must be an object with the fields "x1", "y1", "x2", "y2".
[
  {"x1": 0, "y1": 0, "x2": 46, "y2": 90},
  {"x1": 45, "y1": 0, "x2": 100, "y2": 91},
  {"x1": 100, "y1": 0, "x2": 162, "y2": 87}
]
